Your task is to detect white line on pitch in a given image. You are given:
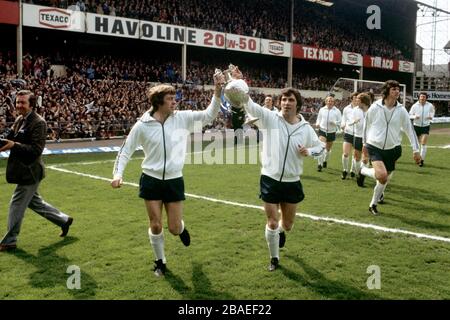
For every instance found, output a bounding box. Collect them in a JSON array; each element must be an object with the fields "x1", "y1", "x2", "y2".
[
  {"x1": 47, "y1": 166, "x2": 450, "y2": 244},
  {"x1": 48, "y1": 145, "x2": 450, "y2": 168}
]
